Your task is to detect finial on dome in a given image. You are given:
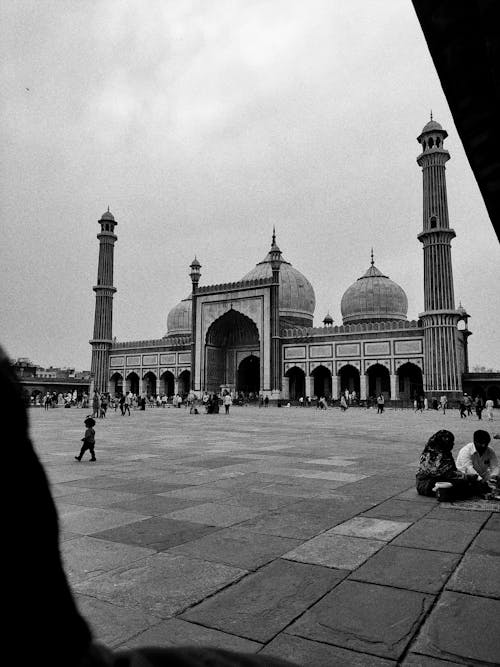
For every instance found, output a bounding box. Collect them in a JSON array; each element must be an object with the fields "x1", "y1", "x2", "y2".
[
  {"x1": 370, "y1": 248, "x2": 374, "y2": 266},
  {"x1": 430, "y1": 110, "x2": 433, "y2": 121},
  {"x1": 107, "y1": 205, "x2": 110, "y2": 212},
  {"x1": 272, "y1": 226, "x2": 276, "y2": 246}
]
